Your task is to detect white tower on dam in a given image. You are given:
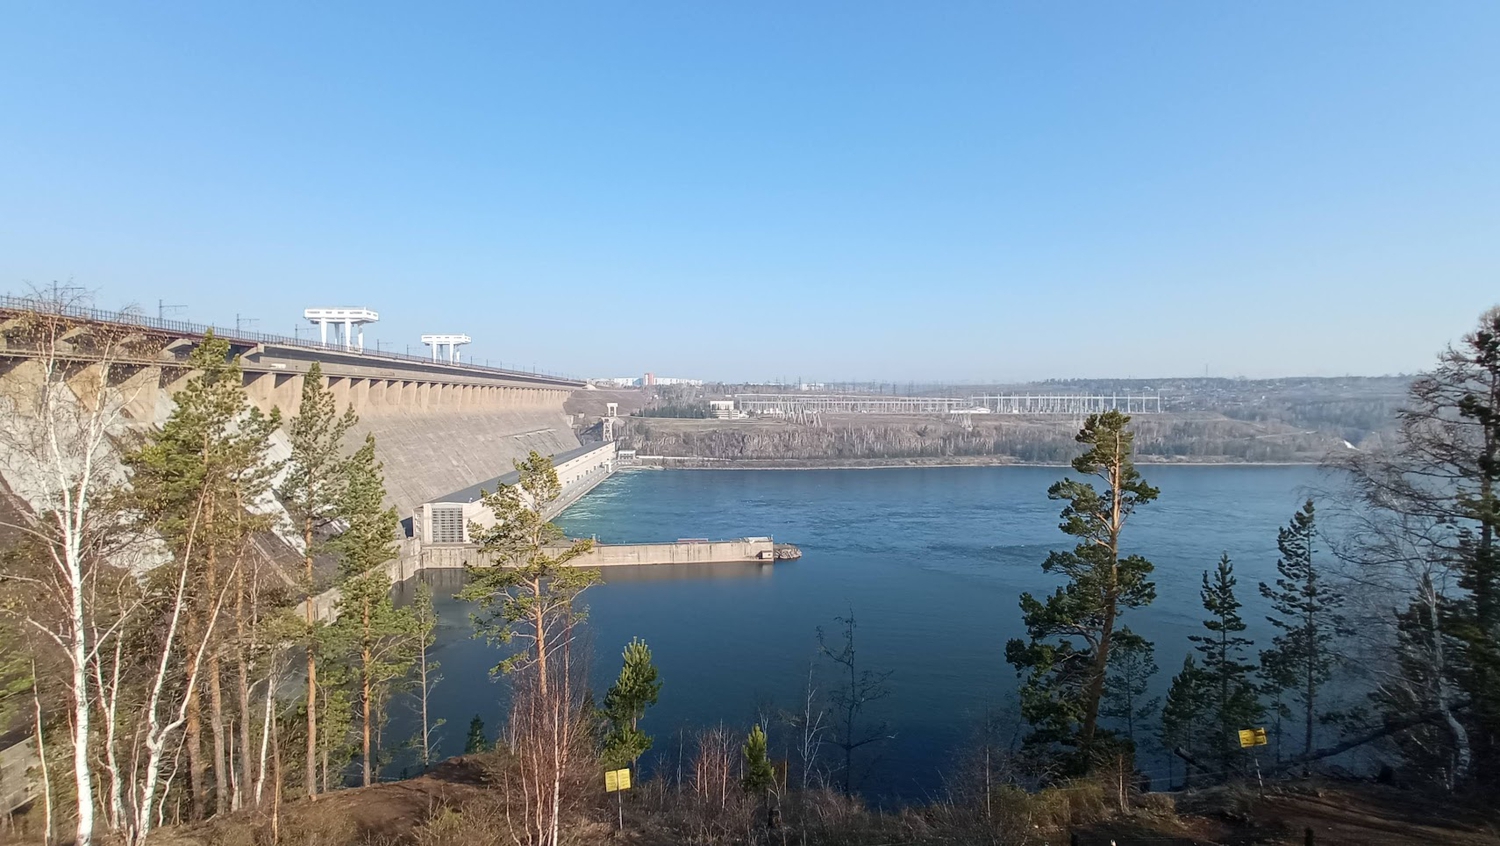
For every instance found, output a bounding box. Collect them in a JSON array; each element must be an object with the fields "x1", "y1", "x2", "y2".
[
  {"x1": 304, "y1": 307, "x2": 378, "y2": 351},
  {"x1": 421, "y1": 333, "x2": 471, "y2": 363}
]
